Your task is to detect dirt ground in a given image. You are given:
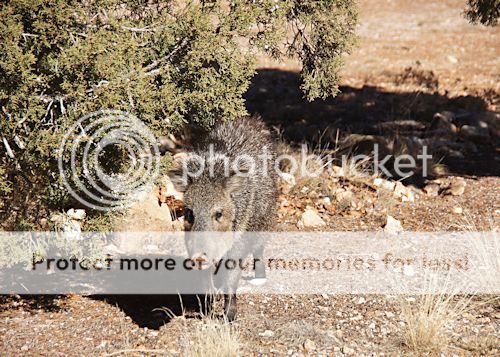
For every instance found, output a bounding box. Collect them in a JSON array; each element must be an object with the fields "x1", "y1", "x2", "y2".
[{"x1": 1, "y1": 0, "x2": 499, "y2": 355}]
